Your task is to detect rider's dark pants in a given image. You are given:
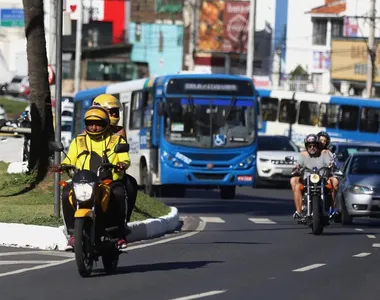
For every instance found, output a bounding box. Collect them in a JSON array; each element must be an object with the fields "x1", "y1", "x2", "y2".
[
  {"x1": 62, "y1": 180, "x2": 127, "y2": 238},
  {"x1": 123, "y1": 174, "x2": 138, "y2": 222}
]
